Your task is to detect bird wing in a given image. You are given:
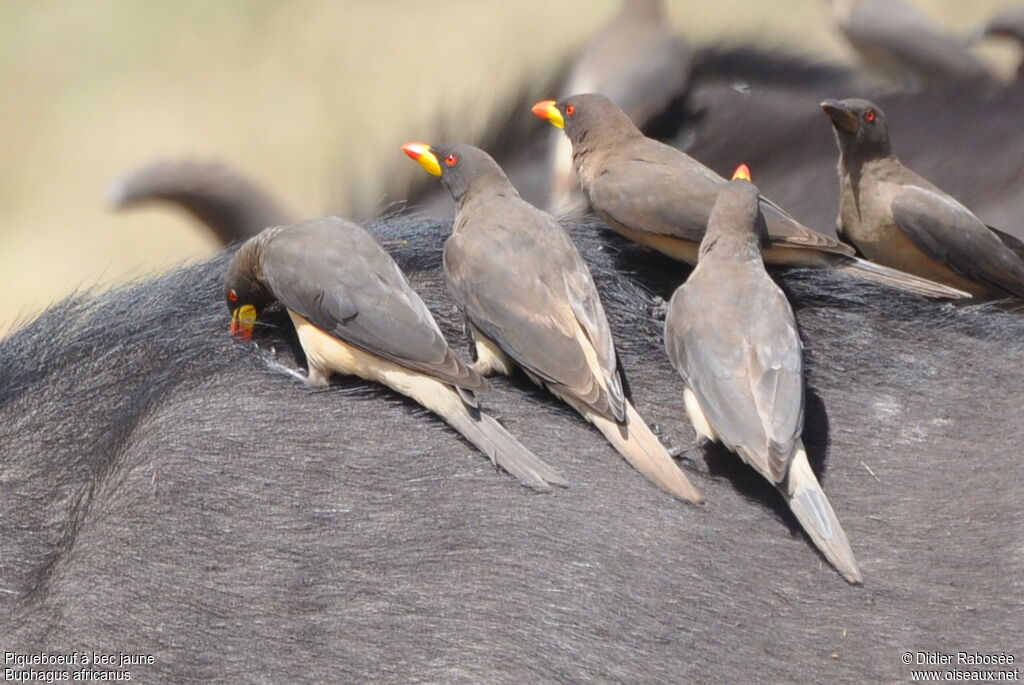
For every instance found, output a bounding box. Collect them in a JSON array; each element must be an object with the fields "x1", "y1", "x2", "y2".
[
  {"x1": 665, "y1": 265, "x2": 804, "y2": 483},
  {"x1": 987, "y1": 225, "x2": 1024, "y2": 259},
  {"x1": 585, "y1": 145, "x2": 723, "y2": 241},
  {"x1": 588, "y1": 141, "x2": 850, "y2": 254},
  {"x1": 758, "y1": 196, "x2": 856, "y2": 254},
  {"x1": 262, "y1": 218, "x2": 483, "y2": 391},
  {"x1": 445, "y1": 198, "x2": 625, "y2": 420},
  {"x1": 891, "y1": 186, "x2": 1024, "y2": 298}
]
